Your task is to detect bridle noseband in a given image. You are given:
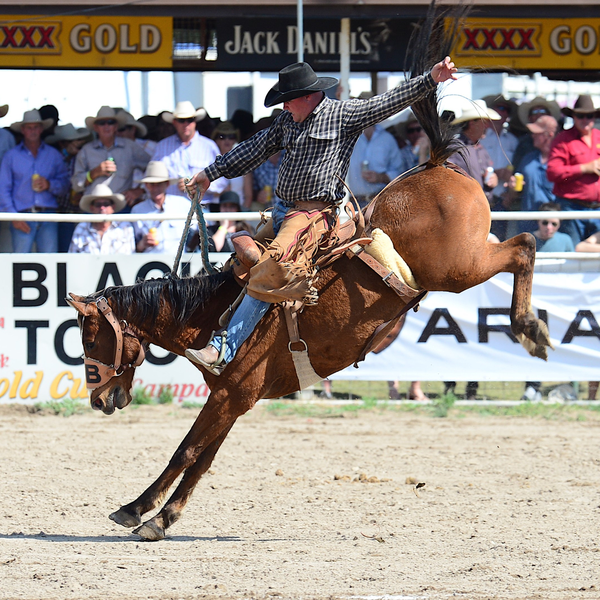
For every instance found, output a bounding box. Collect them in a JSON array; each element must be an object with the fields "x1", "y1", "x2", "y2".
[{"x1": 82, "y1": 296, "x2": 146, "y2": 391}]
